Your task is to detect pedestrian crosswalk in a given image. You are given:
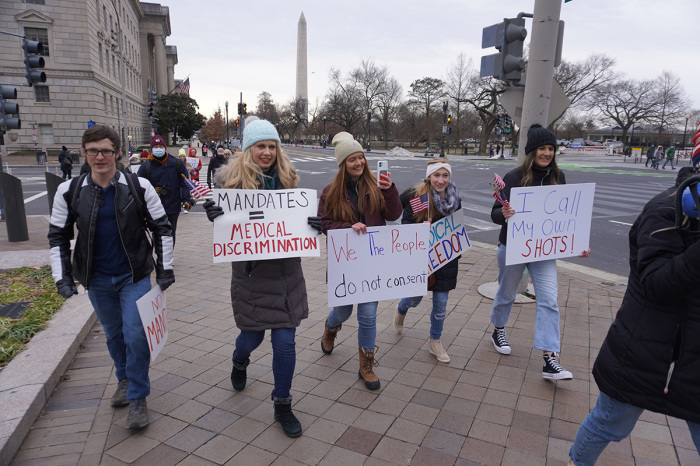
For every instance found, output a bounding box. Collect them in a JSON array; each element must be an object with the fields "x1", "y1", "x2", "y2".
[{"x1": 287, "y1": 155, "x2": 401, "y2": 164}]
